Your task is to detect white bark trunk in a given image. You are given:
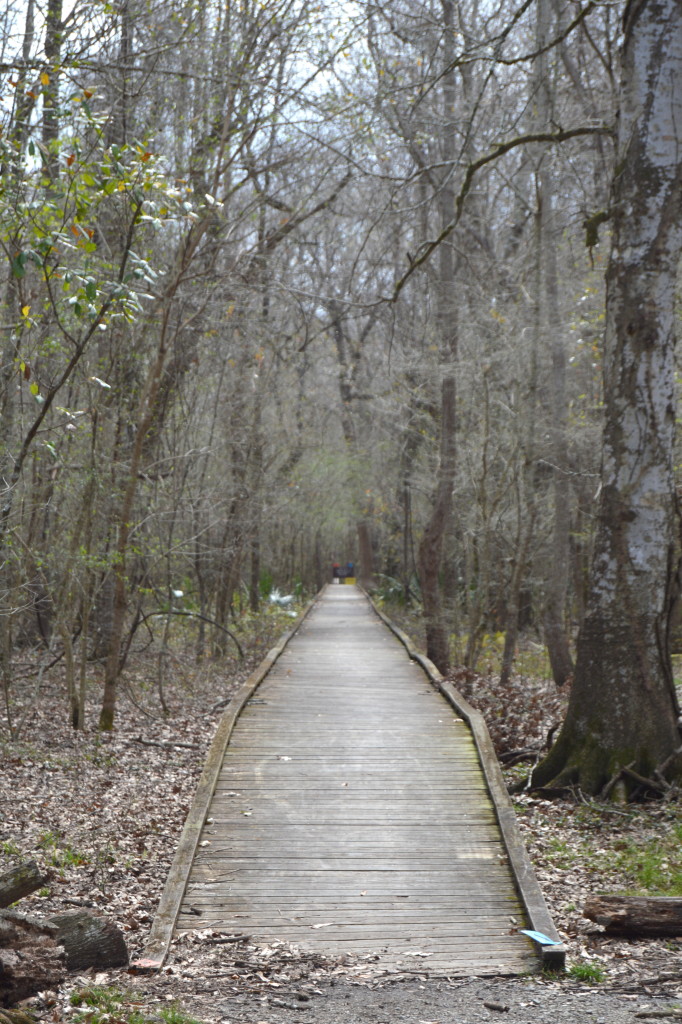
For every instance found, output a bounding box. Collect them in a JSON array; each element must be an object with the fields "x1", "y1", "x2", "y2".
[{"x1": 533, "y1": 0, "x2": 682, "y2": 794}]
